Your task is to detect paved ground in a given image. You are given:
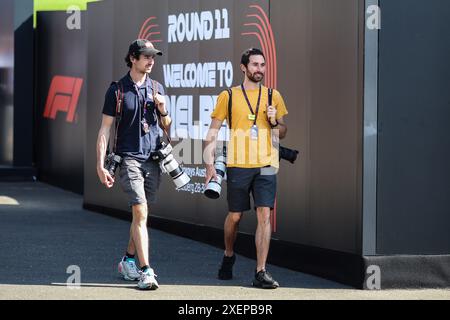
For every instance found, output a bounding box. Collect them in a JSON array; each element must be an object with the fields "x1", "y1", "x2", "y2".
[{"x1": 0, "y1": 182, "x2": 449, "y2": 300}]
